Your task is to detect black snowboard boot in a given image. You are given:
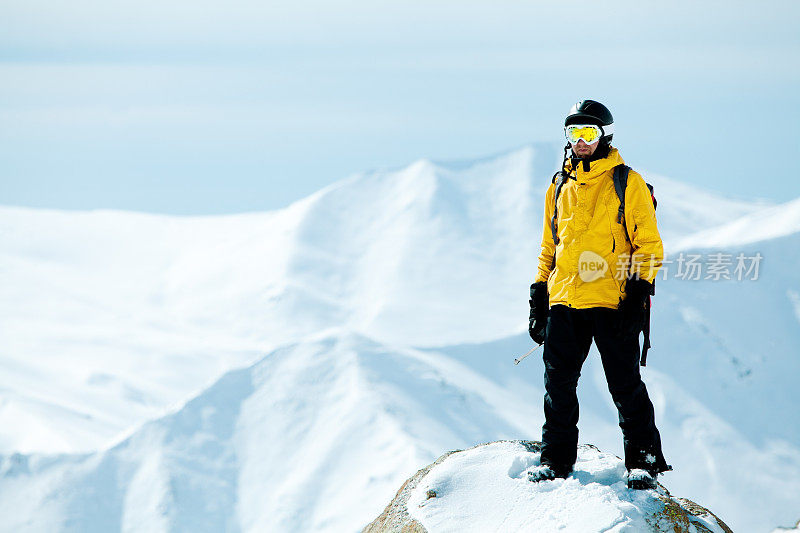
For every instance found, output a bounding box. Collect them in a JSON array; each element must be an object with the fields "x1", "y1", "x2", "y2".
[
  {"x1": 626, "y1": 446, "x2": 672, "y2": 489},
  {"x1": 528, "y1": 464, "x2": 572, "y2": 483},
  {"x1": 627, "y1": 468, "x2": 658, "y2": 490}
]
